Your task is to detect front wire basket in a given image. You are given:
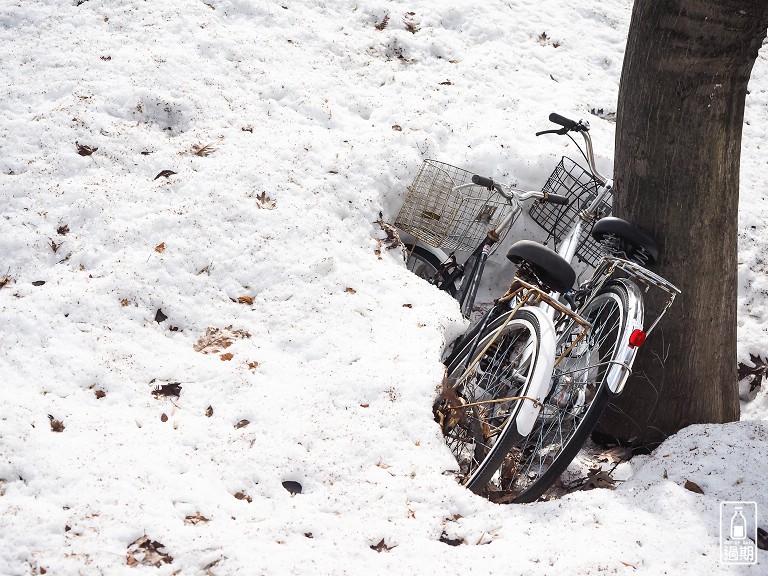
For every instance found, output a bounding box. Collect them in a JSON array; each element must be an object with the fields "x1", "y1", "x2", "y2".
[
  {"x1": 395, "y1": 159, "x2": 515, "y2": 252},
  {"x1": 529, "y1": 157, "x2": 611, "y2": 268}
]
